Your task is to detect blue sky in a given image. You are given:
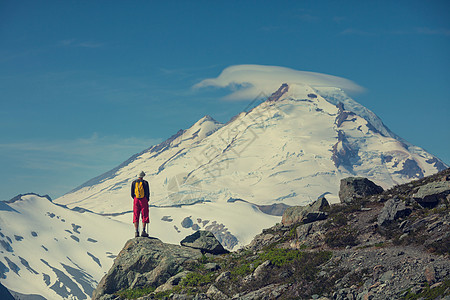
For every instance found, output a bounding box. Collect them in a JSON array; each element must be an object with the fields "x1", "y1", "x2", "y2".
[{"x1": 1, "y1": 0, "x2": 449, "y2": 200}]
